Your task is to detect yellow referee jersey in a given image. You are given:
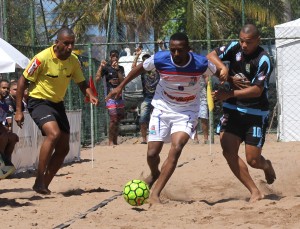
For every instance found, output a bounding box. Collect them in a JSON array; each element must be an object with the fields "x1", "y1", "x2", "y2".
[{"x1": 23, "y1": 45, "x2": 85, "y2": 103}]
